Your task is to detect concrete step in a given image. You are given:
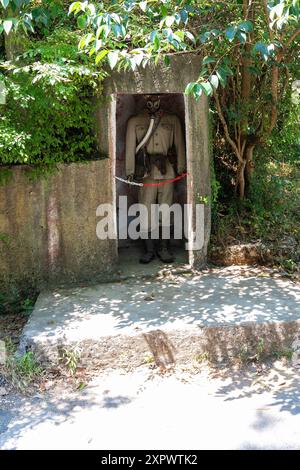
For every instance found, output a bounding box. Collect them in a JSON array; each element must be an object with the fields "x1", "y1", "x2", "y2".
[{"x1": 19, "y1": 267, "x2": 300, "y2": 368}]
